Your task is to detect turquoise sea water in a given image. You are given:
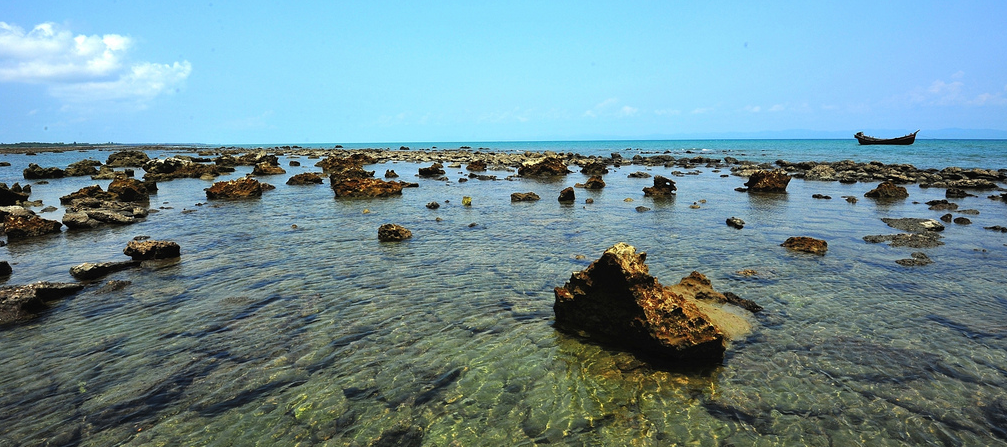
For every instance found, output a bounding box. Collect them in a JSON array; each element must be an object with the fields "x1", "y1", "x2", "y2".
[{"x1": 1, "y1": 140, "x2": 1006, "y2": 446}]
